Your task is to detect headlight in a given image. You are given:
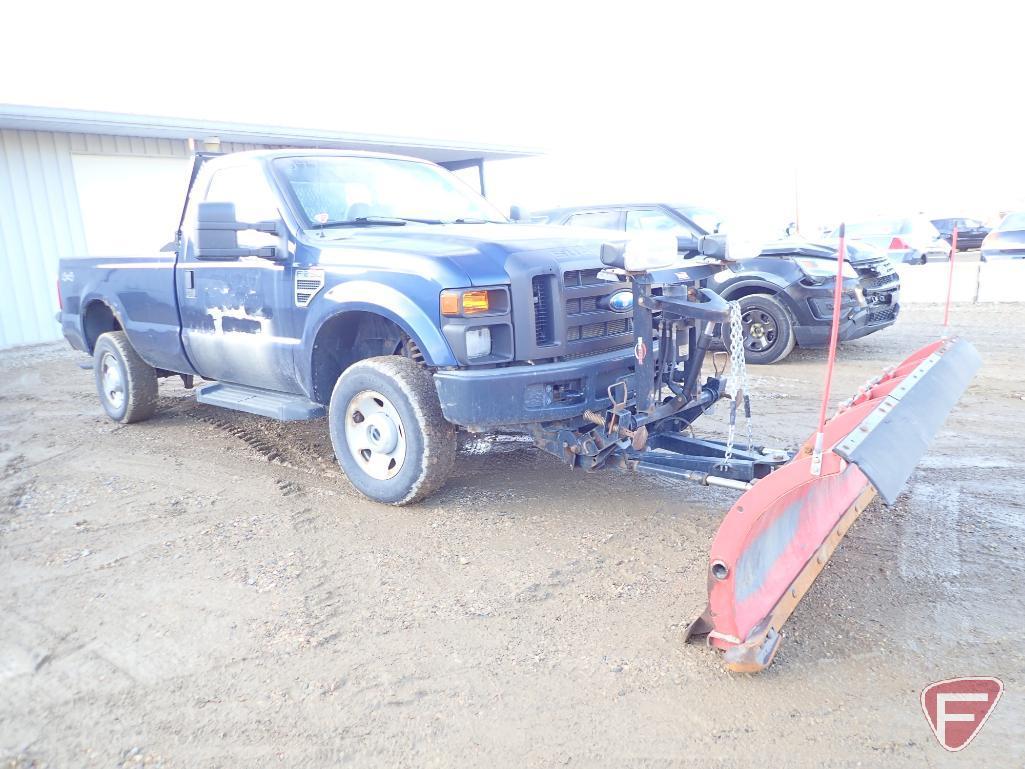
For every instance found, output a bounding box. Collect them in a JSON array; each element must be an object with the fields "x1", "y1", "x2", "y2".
[
  {"x1": 794, "y1": 257, "x2": 856, "y2": 280},
  {"x1": 440, "y1": 288, "x2": 508, "y2": 317},
  {"x1": 601, "y1": 233, "x2": 679, "y2": 272}
]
